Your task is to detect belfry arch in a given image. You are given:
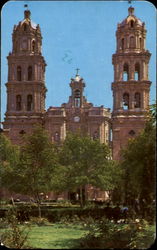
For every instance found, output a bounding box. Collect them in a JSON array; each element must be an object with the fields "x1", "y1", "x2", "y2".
[
  {"x1": 123, "y1": 63, "x2": 129, "y2": 81},
  {"x1": 135, "y1": 63, "x2": 140, "y2": 81}
]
